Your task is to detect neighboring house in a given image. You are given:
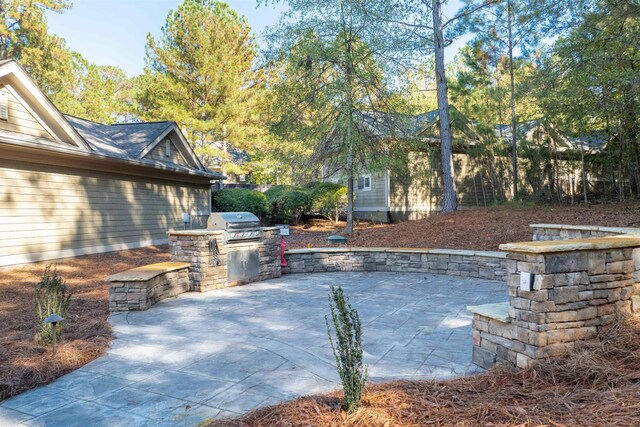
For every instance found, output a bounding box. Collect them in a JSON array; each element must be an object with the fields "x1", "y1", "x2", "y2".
[
  {"x1": 323, "y1": 108, "x2": 496, "y2": 223},
  {"x1": 323, "y1": 108, "x2": 612, "y2": 223},
  {"x1": 0, "y1": 60, "x2": 222, "y2": 267},
  {"x1": 210, "y1": 141, "x2": 252, "y2": 185}
]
